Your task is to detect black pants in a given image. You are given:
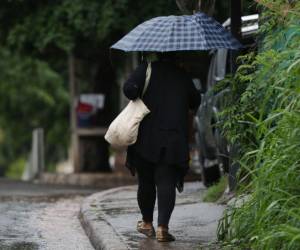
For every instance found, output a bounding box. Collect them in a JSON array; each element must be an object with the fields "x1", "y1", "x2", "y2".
[{"x1": 136, "y1": 158, "x2": 178, "y2": 227}]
